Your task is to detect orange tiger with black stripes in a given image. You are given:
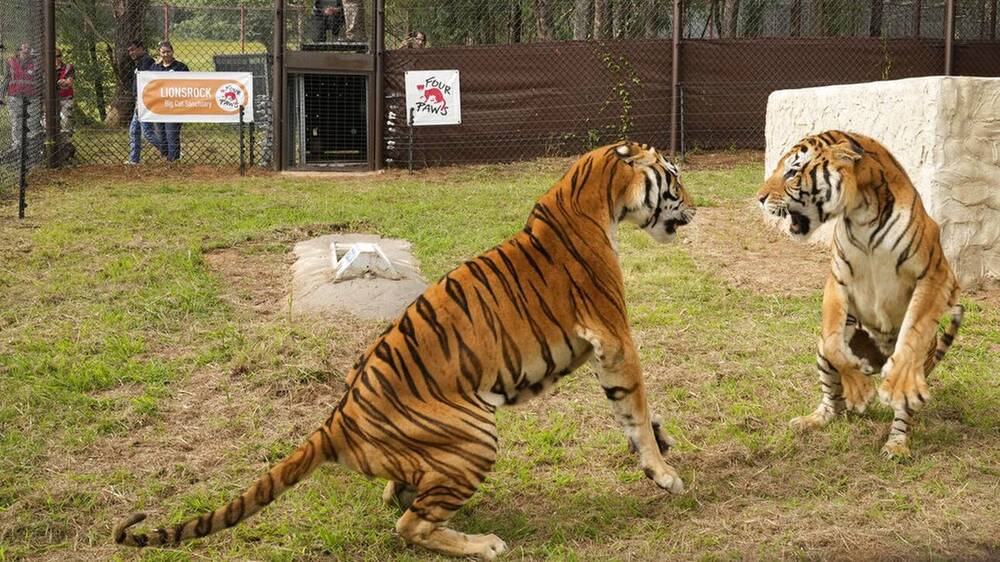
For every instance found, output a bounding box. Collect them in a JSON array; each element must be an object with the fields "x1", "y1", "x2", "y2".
[
  {"x1": 114, "y1": 142, "x2": 695, "y2": 560},
  {"x1": 757, "y1": 130, "x2": 963, "y2": 459}
]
